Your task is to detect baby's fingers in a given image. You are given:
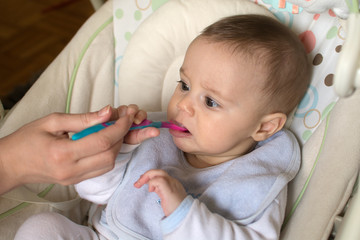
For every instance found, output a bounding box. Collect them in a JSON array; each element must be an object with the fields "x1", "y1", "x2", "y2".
[
  {"x1": 134, "y1": 169, "x2": 168, "y2": 188},
  {"x1": 134, "y1": 174, "x2": 149, "y2": 188}
]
